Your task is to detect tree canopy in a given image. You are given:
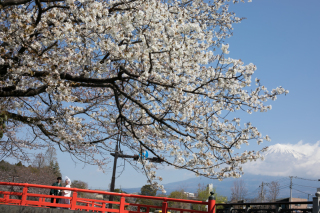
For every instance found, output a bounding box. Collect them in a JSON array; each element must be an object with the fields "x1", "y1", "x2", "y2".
[
  {"x1": 0, "y1": 0, "x2": 287, "y2": 190},
  {"x1": 193, "y1": 185, "x2": 227, "y2": 211},
  {"x1": 168, "y1": 190, "x2": 188, "y2": 209},
  {"x1": 136, "y1": 184, "x2": 159, "y2": 208},
  {"x1": 0, "y1": 159, "x2": 60, "y2": 197},
  {"x1": 140, "y1": 184, "x2": 157, "y2": 196}
]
